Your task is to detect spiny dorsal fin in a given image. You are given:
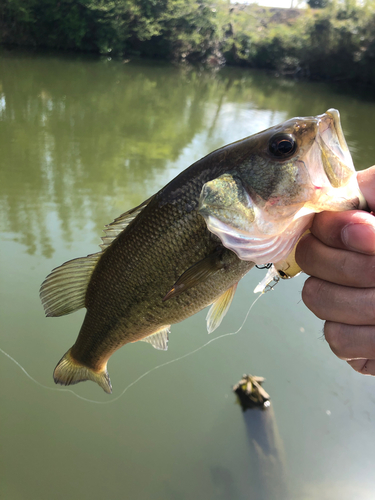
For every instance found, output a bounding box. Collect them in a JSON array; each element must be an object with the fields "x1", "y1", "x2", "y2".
[
  {"x1": 141, "y1": 326, "x2": 170, "y2": 351},
  {"x1": 100, "y1": 196, "x2": 154, "y2": 250},
  {"x1": 206, "y1": 283, "x2": 238, "y2": 334},
  {"x1": 40, "y1": 253, "x2": 101, "y2": 317},
  {"x1": 163, "y1": 250, "x2": 225, "y2": 301}
]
